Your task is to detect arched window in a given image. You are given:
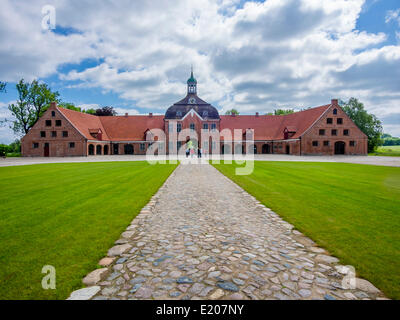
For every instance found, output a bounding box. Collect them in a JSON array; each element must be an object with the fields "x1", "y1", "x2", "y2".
[
  {"x1": 96, "y1": 145, "x2": 102, "y2": 155},
  {"x1": 333, "y1": 108, "x2": 337, "y2": 115},
  {"x1": 124, "y1": 144, "x2": 134, "y2": 155},
  {"x1": 88, "y1": 144, "x2": 94, "y2": 155}
]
